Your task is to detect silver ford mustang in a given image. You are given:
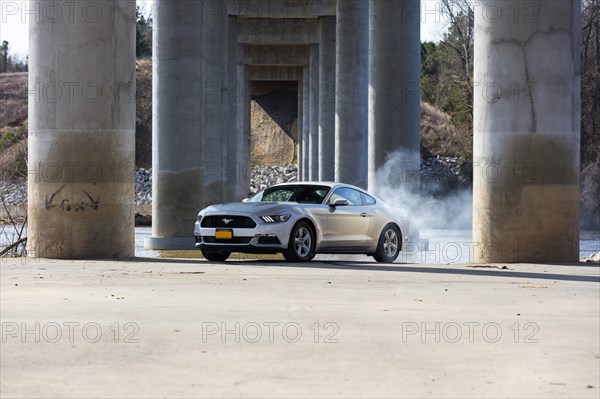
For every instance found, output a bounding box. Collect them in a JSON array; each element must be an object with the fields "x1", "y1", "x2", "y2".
[{"x1": 194, "y1": 182, "x2": 410, "y2": 263}]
